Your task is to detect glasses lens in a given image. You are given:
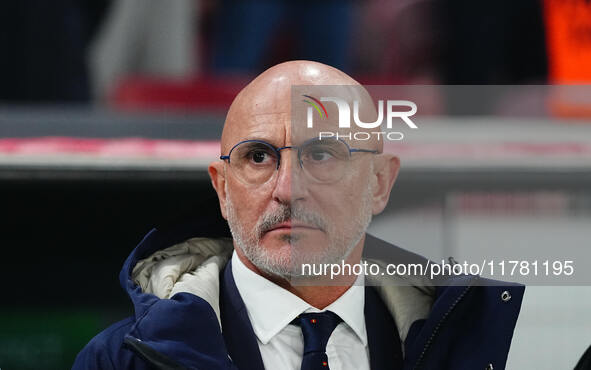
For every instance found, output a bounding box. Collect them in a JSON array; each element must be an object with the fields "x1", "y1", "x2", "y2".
[
  {"x1": 229, "y1": 141, "x2": 279, "y2": 184},
  {"x1": 300, "y1": 139, "x2": 350, "y2": 183}
]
